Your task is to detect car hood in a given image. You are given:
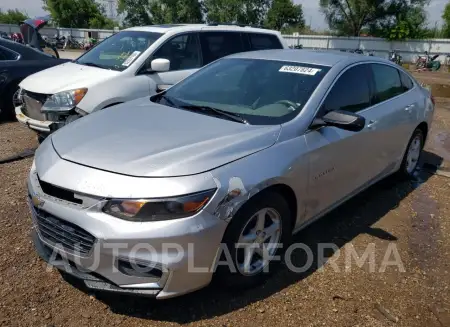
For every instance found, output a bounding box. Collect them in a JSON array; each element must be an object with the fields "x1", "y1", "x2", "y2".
[
  {"x1": 19, "y1": 62, "x2": 120, "y2": 94},
  {"x1": 51, "y1": 98, "x2": 281, "y2": 177}
]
